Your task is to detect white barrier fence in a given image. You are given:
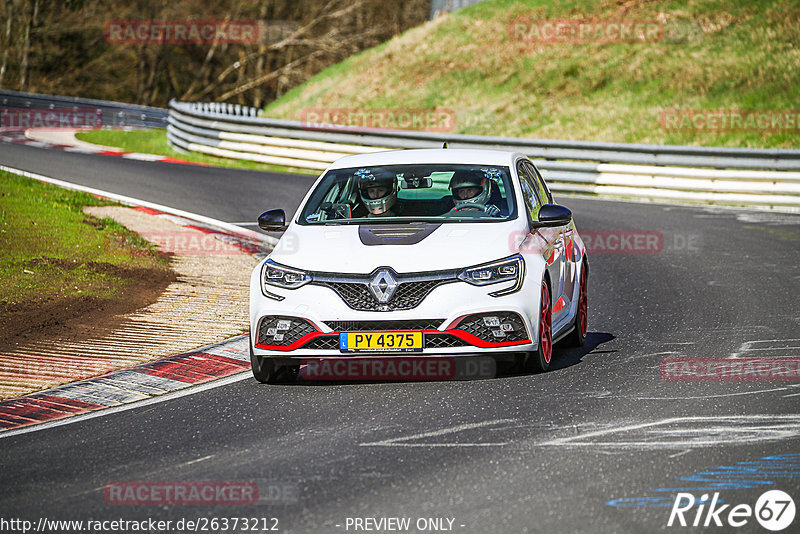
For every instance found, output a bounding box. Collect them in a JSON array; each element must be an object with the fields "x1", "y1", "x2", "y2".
[{"x1": 167, "y1": 101, "x2": 800, "y2": 212}]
